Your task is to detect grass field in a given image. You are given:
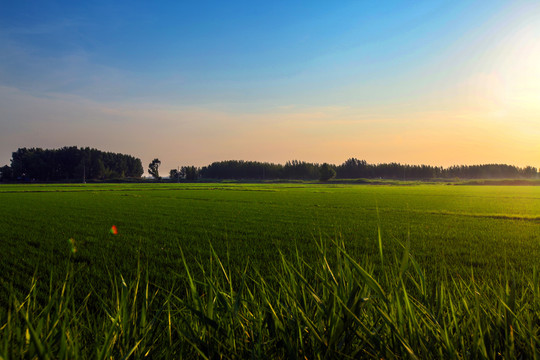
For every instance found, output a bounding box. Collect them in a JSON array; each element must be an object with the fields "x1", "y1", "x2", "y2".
[{"x1": 0, "y1": 183, "x2": 539, "y2": 358}]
